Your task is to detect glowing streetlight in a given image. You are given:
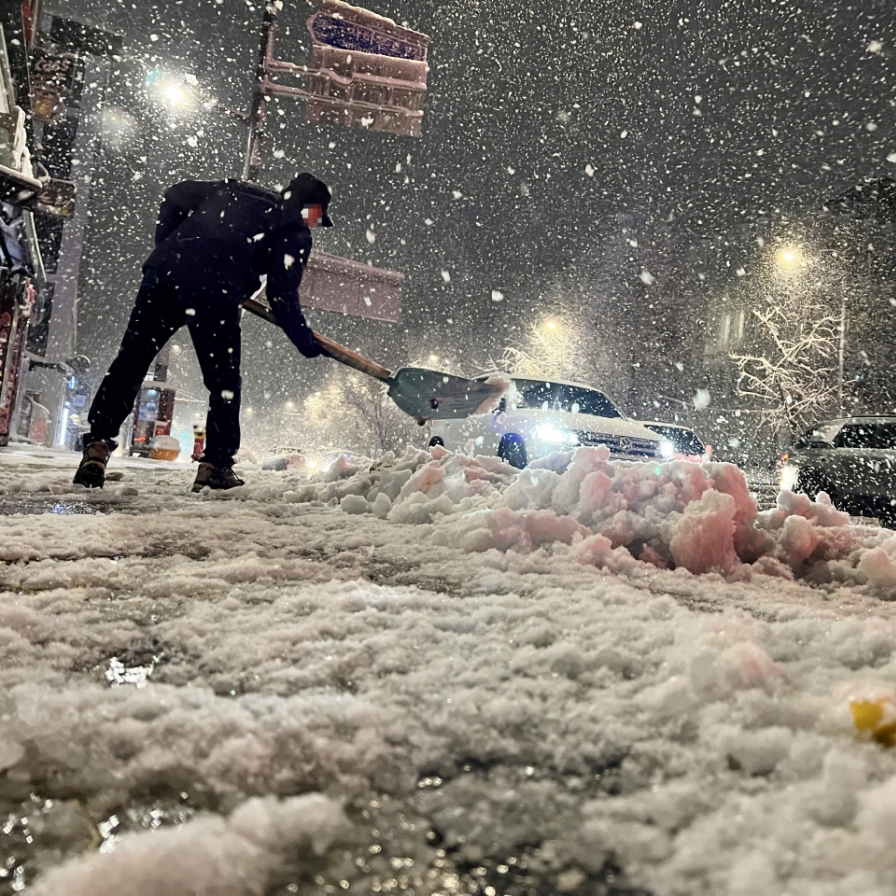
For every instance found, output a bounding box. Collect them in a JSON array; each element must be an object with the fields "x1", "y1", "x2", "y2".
[
  {"x1": 163, "y1": 83, "x2": 186, "y2": 106},
  {"x1": 145, "y1": 68, "x2": 203, "y2": 118},
  {"x1": 774, "y1": 245, "x2": 807, "y2": 272}
]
